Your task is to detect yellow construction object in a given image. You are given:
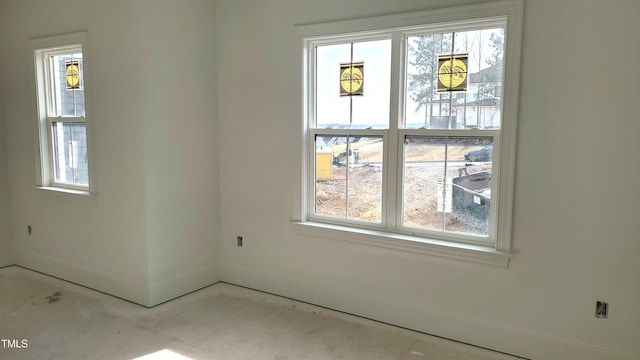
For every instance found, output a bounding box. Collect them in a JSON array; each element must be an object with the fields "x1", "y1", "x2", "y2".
[{"x1": 316, "y1": 151, "x2": 333, "y2": 181}]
